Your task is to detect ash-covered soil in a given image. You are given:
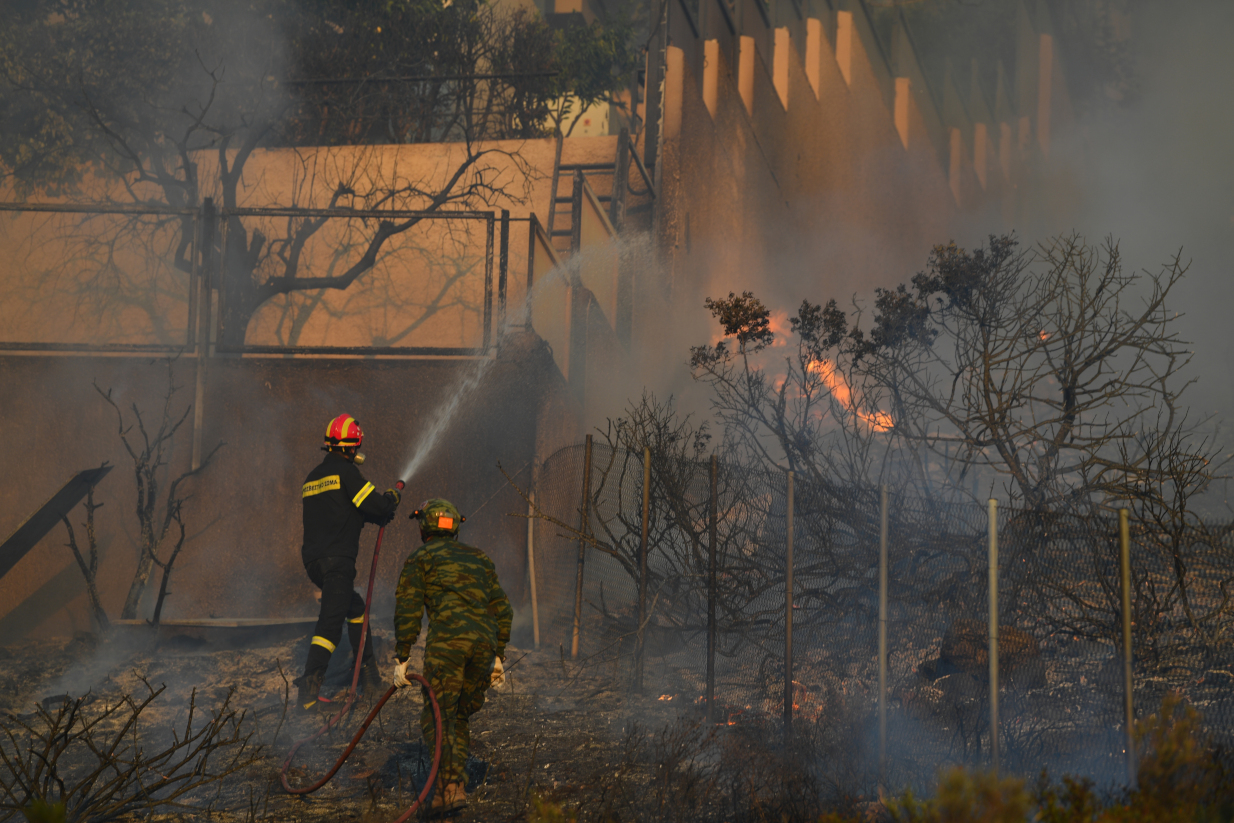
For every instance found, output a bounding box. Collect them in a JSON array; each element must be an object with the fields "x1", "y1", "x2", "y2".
[{"x1": 0, "y1": 627, "x2": 710, "y2": 822}]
